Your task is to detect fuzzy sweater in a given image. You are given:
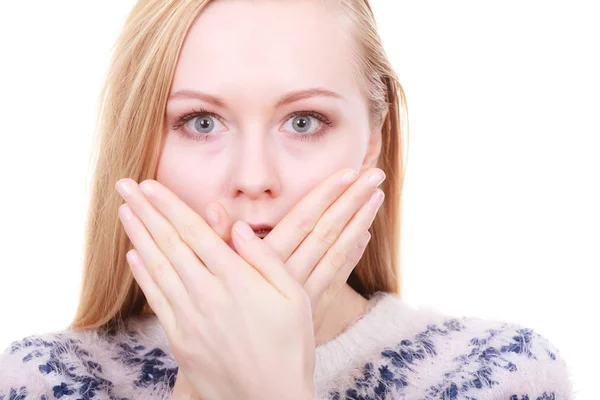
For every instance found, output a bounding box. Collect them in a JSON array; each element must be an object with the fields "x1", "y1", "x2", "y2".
[{"x1": 0, "y1": 292, "x2": 574, "y2": 400}]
